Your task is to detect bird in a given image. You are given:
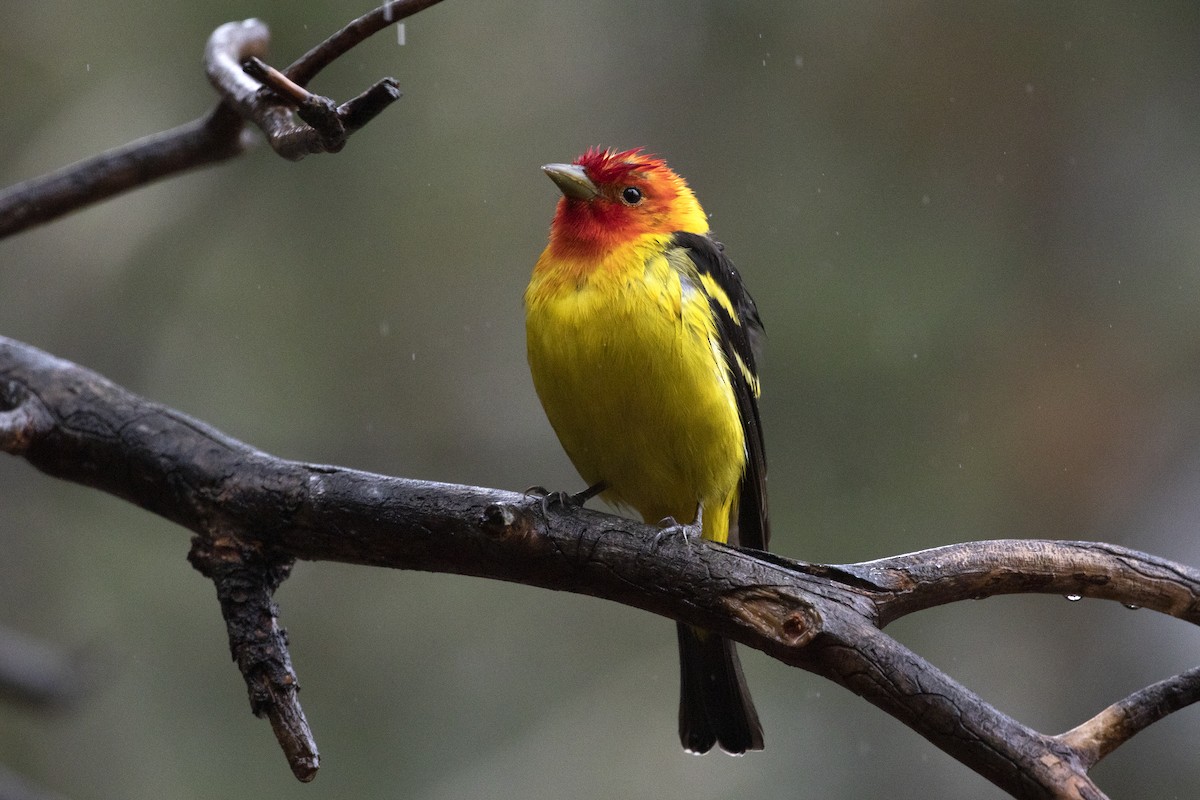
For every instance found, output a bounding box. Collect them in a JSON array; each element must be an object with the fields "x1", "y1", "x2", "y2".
[{"x1": 524, "y1": 147, "x2": 769, "y2": 754}]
